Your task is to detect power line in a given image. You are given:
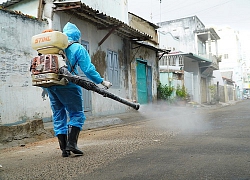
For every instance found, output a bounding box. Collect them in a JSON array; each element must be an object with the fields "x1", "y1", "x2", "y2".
[
  {"x1": 185, "y1": 0, "x2": 234, "y2": 16},
  {"x1": 153, "y1": 0, "x2": 234, "y2": 18},
  {"x1": 153, "y1": 0, "x2": 208, "y2": 17},
  {"x1": 211, "y1": 17, "x2": 250, "y2": 23}
]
